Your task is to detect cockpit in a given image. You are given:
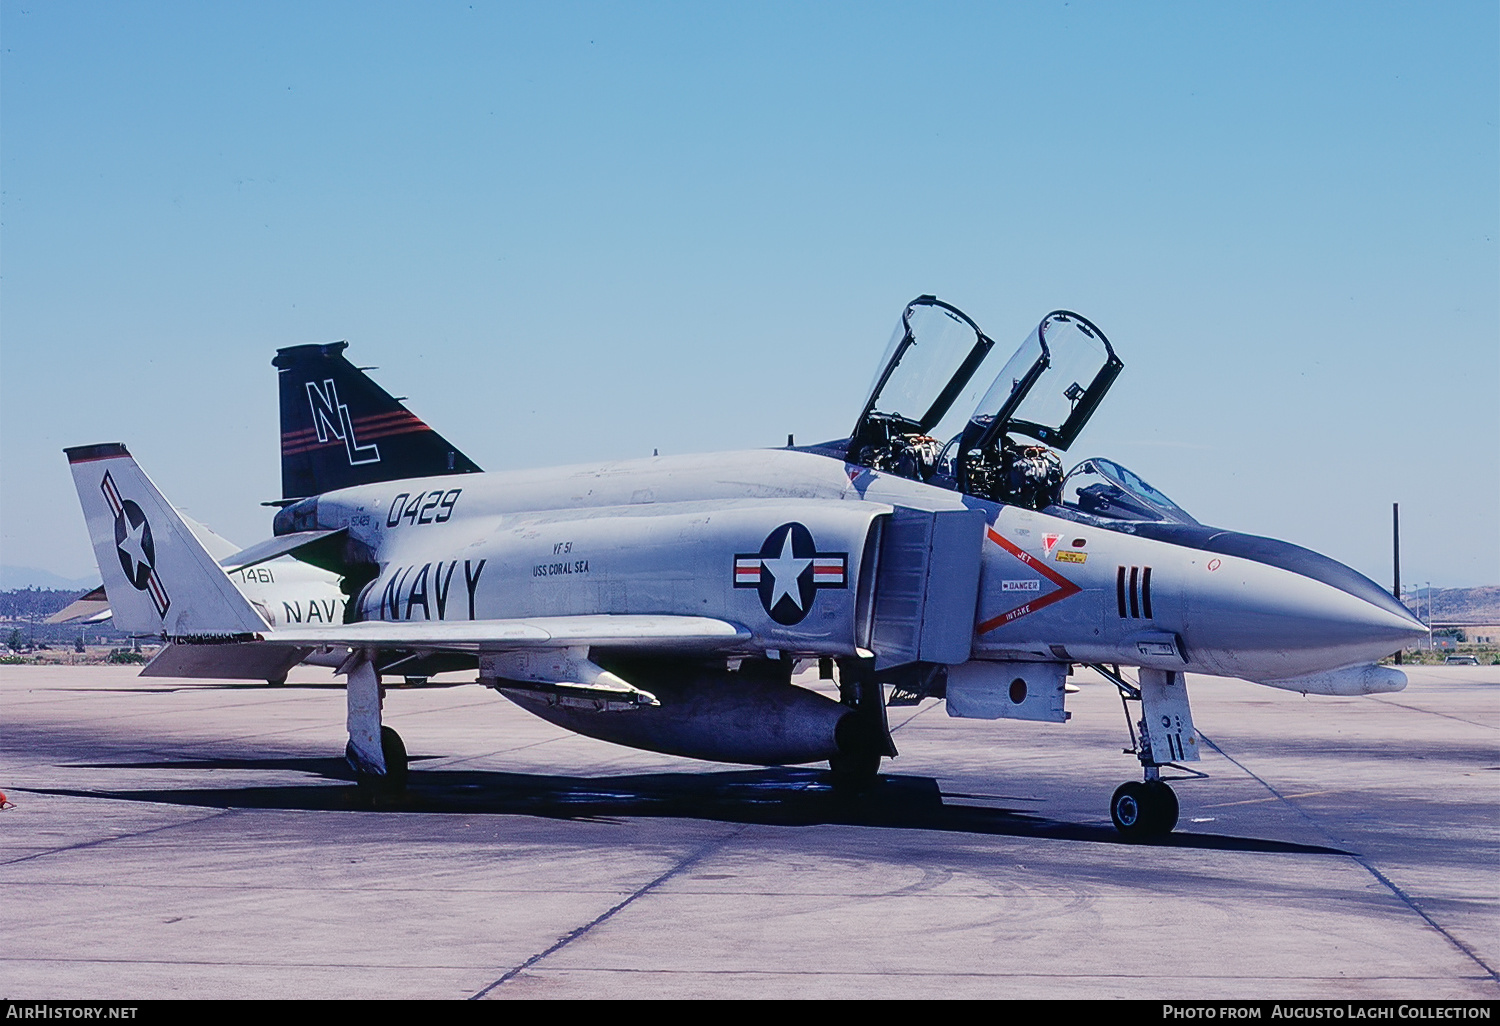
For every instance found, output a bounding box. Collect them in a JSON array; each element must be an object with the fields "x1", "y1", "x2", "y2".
[
  {"x1": 842, "y1": 296, "x2": 1195, "y2": 524},
  {"x1": 1060, "y1": 457, "x2": 1199, "y2": 525}
]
